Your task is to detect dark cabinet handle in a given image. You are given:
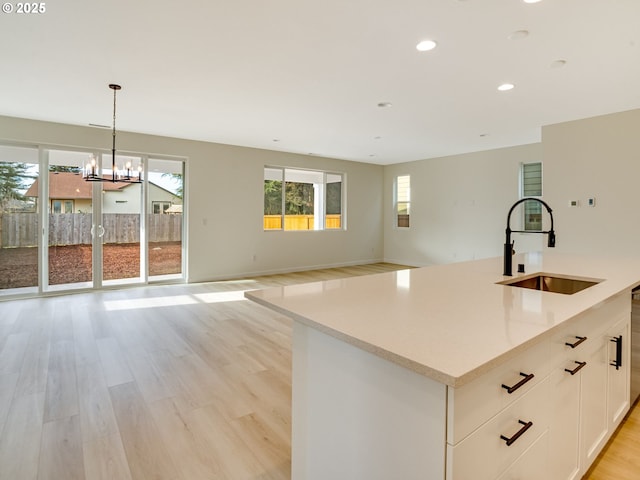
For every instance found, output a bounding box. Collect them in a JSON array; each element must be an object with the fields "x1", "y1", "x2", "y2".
[
  {"x1": 500, "y1": 420, "x2": 533, "y2": 446},
  {"x1": 565, "y1": 336, "x2": 587, "y2": 348},
  {"x1": 611, "y1": 336, "x2": 622, "y2": 370},
  {"x1": 501, "y1": 372, "x2": 535, "y2": 394},
  {"x1": 564, "y1": 361, "x2": 587, "y2": 375}
]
